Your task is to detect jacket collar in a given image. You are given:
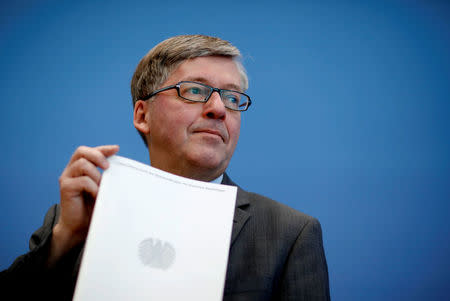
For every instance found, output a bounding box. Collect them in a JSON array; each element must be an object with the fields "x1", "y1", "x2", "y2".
[
  {"x1": 221, "y1": 173, "x2": 251, "y2": 246},
  {"x1": 221, "y1": 173, "x2": 250, "y2": 207}
]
